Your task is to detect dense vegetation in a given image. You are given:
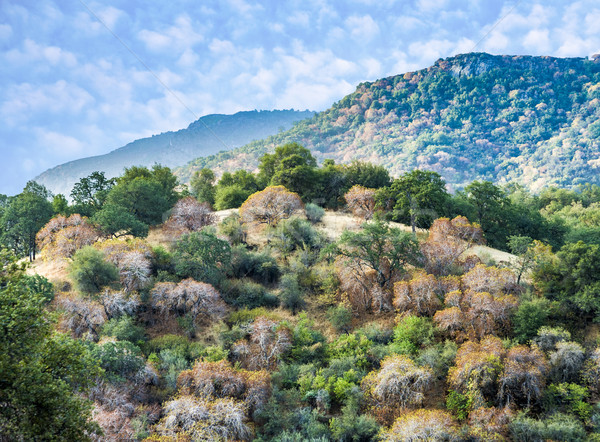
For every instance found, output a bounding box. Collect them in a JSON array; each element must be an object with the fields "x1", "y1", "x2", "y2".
[
  {"x1": 179, "y1": 53, "x2": 600, "y2": 192},
  {"x1": 4, "y1": 142, "x2": 600, "y2": 440}
]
